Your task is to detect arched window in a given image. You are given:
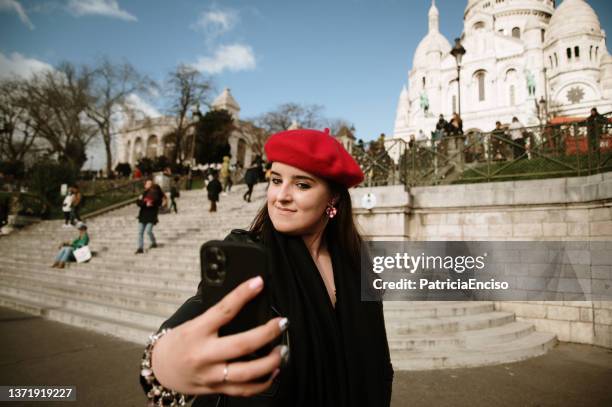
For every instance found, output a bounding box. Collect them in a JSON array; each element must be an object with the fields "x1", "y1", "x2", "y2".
[
  {"x1": 549, "y1": 55, "x2": 553, "y2": 68},
  {"x1": 541, "y1": 29, "x2": 546, "y2": 43},
  {"x1": 554, "y1": 53, "x2": 558, "y2": 67},
  {"x1": 574, "y1": 46, "x2": 580, "y2": 59},
  {"x1": 452, "y1": 95, "x2": 457, "y2": 114},
  {"x1": 162, "y1": 134, "x2": 176, "y2": 160},
  {"x1": 590, "y1": 46, "x2": 593, "y2": 60},
  {"x1": 566, "y1": 48, "x2": 572, "y2": 60},
  {"x1": 237, "y1": 139, "x2": 247, "y2": 167},
  {"x1": 133, "y1": 137, "x2": 143, "y2": 163},
  {"x1": 473, "y1": 21, "x2": 485, "y2": 31},
  {"x1": 475, "y1": 70, "x2": 486, "y2": 102},
  {"x1": 146, "y1": 135, "x2": 158, "y2": 159},
  {"x1": 596, "y1": 47, "x2": 599, "y2": 59},
  {"x1": 422, "y1": 77, "x2": 426, "y2": 87},
  {"x1": 510, "y1": 85, "x2": 516, "y2": 106},
  {"x1": 512, "y1": 27, "x2": 521, "y2": 39},
  {"x1": 125, "y1": 140, "x2": 131, "y2": 163}
]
